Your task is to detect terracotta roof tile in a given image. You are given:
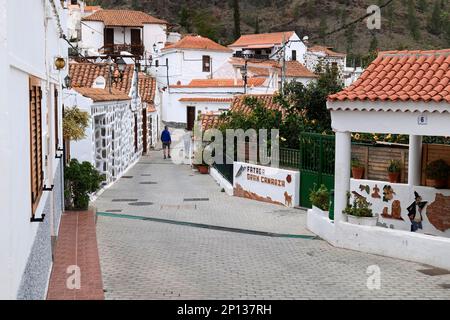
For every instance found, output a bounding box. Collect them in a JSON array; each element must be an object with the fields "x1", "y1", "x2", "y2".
[
  {"x1": 229, "y1": 31, "x2": 295, "y2": 48},
  {"x1": 69, "y1": 62, "x2": 156, "y2": 104},
  {"x1": 328, "y1": 49, "x2": 450, "y2": 103},
  {"x1": 308, "y1": 45, "x2": 346, "y2": 57},
  {"x1": 73, "y1": 87, "x2": 130, "y2": 102},
  {"x1": 162, "y1": 35, "x2": 232, "y2": 52},
  {"x1": 82, "y1": 9, "x2": 167, "y2": 27},
  {"x1": 201, "y1": 112, "x2": 222, "y2": 131}
]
